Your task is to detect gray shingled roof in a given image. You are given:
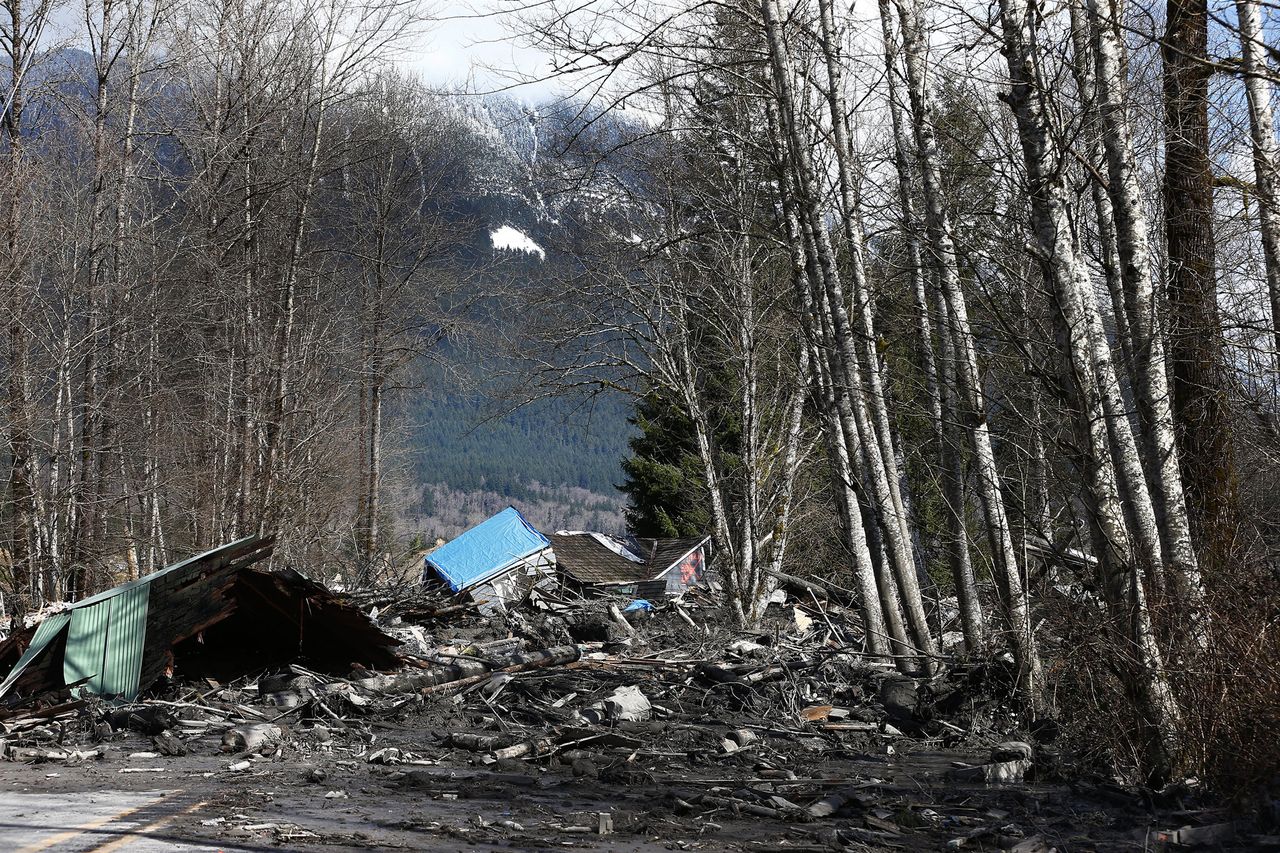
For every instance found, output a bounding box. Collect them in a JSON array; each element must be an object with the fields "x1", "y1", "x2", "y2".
[{"x1": 551, "y1": 534, "x2": 709, "y2": 586}]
